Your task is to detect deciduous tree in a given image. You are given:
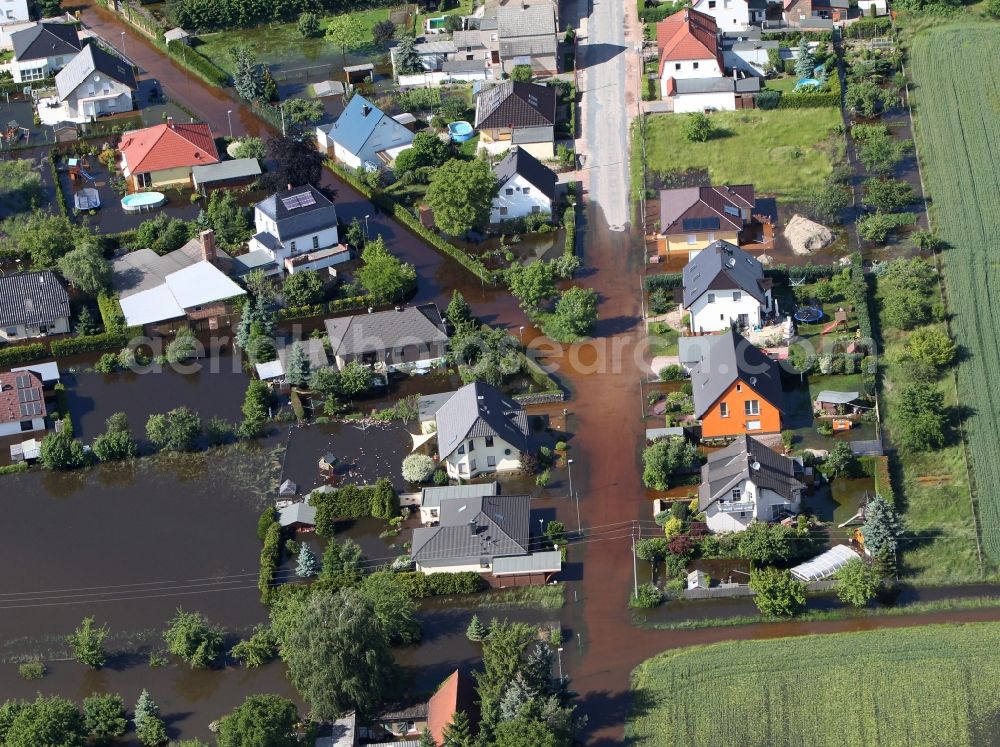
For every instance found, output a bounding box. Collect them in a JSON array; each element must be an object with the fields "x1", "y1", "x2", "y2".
[
  {"x1": 217, "y1": 694, "x2": 298, "y2": 747},
  {"x1": 749, "y1": 568, "x2": 806, "y2": 617},
  {"x1": 58, "y1": 243, "x2": 110, "y2": 297},
  {"x1": 425, "y1": 159, "x2": 498, "y2": 236},
  {"x1": 67, "y1": 616, "x2": 108, "y2": 669}
]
